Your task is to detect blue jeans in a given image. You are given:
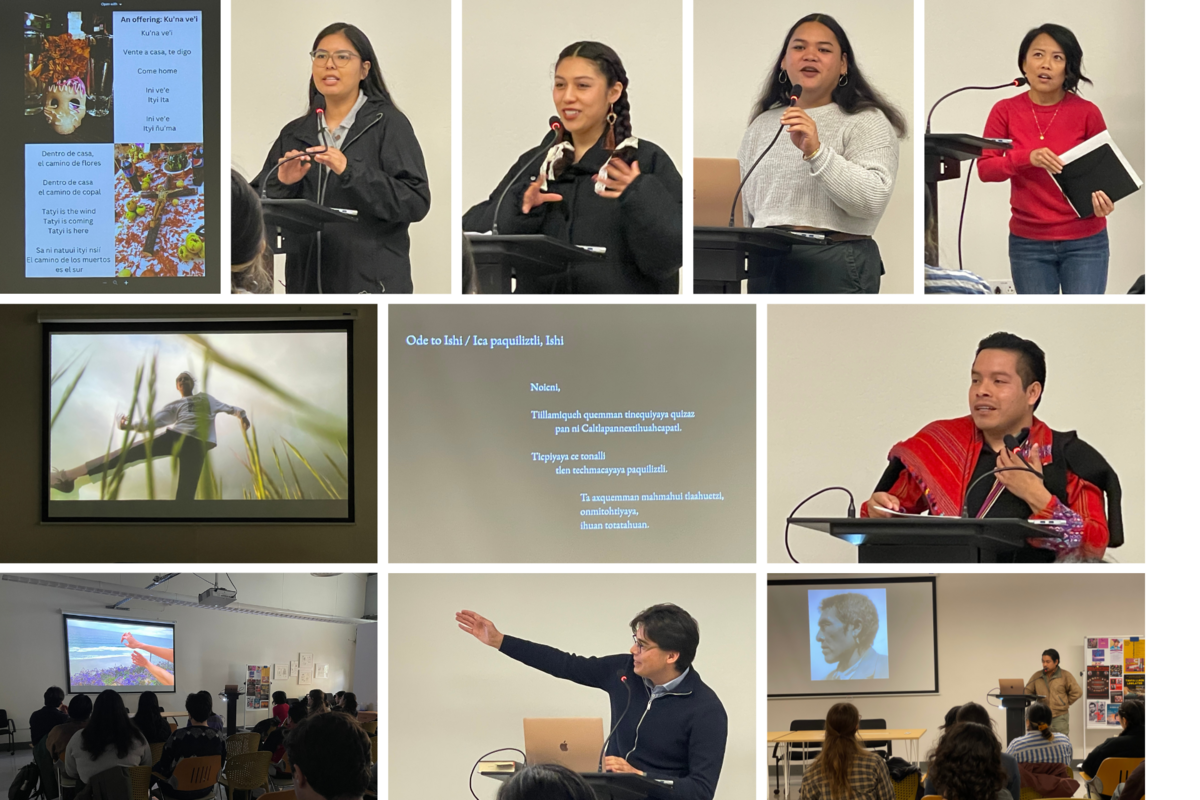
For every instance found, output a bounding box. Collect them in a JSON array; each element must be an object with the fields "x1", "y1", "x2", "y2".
[{"x1": 1008, "y1": 230, "x2": 1109, "y2": 294}]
